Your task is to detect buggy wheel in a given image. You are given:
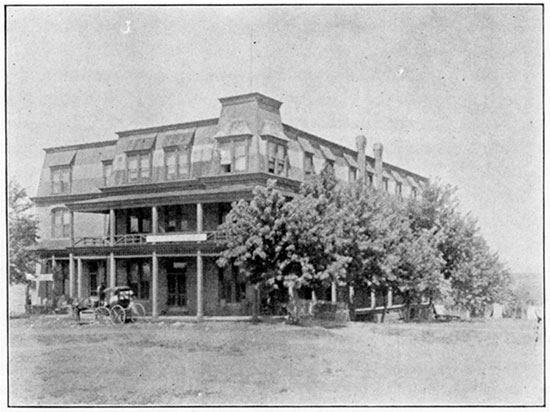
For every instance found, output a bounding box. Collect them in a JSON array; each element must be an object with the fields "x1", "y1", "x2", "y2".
[
  {"x1": 111, "y1": 305, "x2": 126, "y2": 324},
  {"x1": 94, "y1": 307, "x2": 111, "y2": 323},
  {"x1": 130, "y1": 303, "x2": 146, "y2": 322}
]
